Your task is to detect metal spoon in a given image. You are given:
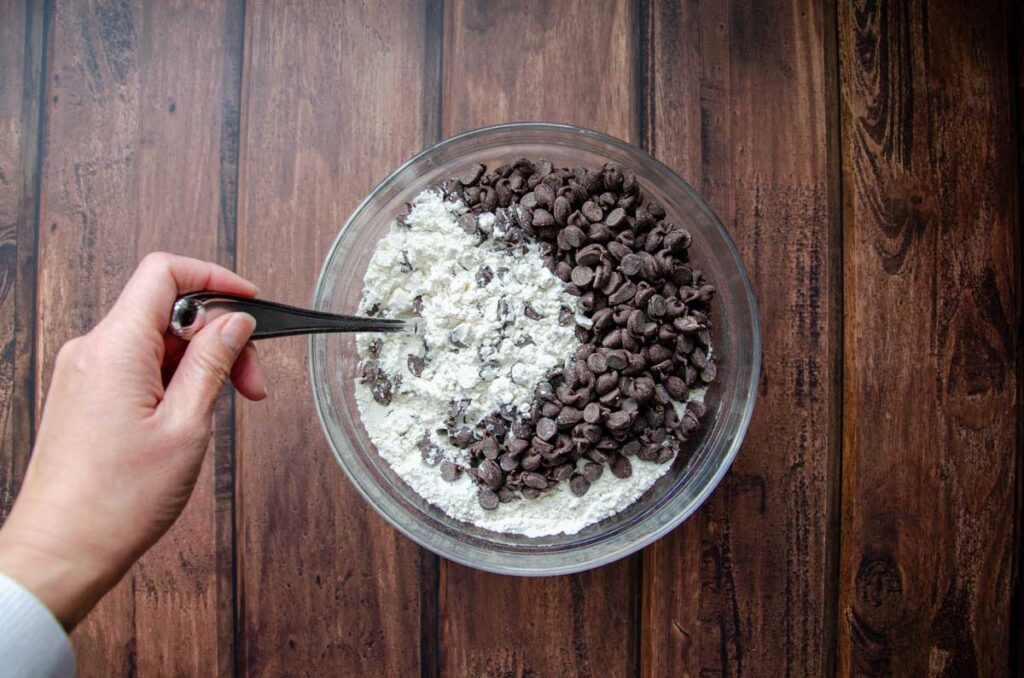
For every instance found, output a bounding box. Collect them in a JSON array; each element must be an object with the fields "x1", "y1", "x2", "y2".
[{"x1": 170, "y1": 292, "x2": 416, "y2": 340}]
